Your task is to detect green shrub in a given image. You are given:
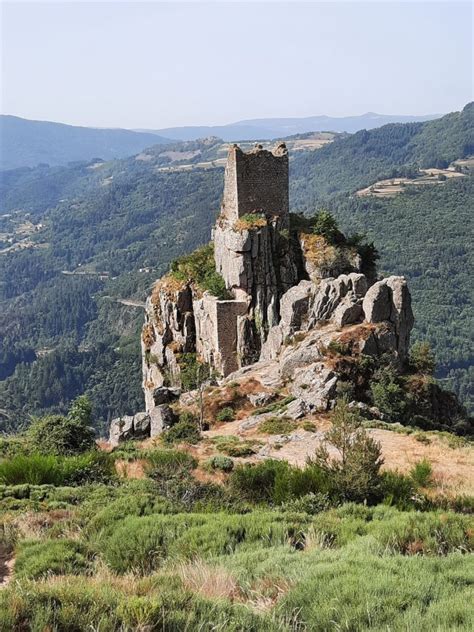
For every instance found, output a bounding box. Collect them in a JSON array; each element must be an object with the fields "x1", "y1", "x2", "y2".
[
  {"x1": 27, "y1": 396, "x2": 95, "y2": 456},
  {"x1": 216, "y1": 407, "x2": 235, "y2": 422},
  {"x1": 410, "y1": 459, "x2": 433, "y2": 488},
  {"x1": 371, "y1": 366, "x2": 407, "y2": 421},
  {"x1": 14, "y1": 539, "x2": 90, "y2": 580},
  {"x1": 409, "y1": 341, "x2": 436, "y2": 375},
  {"x1": 310, "y1": 210, "x2": 340, "y2": 243},
  {"x1": 380, "y1": 471, "x2": 416, "y2": 508},
  {"x1": 0, "y1": 452, "x2": 114, "y2": 486},
  {"x1": 259, "y1": 417, "x2": 295, "y2": 435},
  {"x1": 162, "y1": 420, "x2": 201, "y2": 445},
  {"x1": 170, "y1": 243, "x2": 230, "y2": 299},
  {"x1": 145, "y1": 449, "x2": 197, "y2": 479},
  {"x1": 206, "y1": 455, "x2": 234, "y2": 472},
  {"x1": 310, "y1": 399, "x2": 384, "y2": 503}
]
